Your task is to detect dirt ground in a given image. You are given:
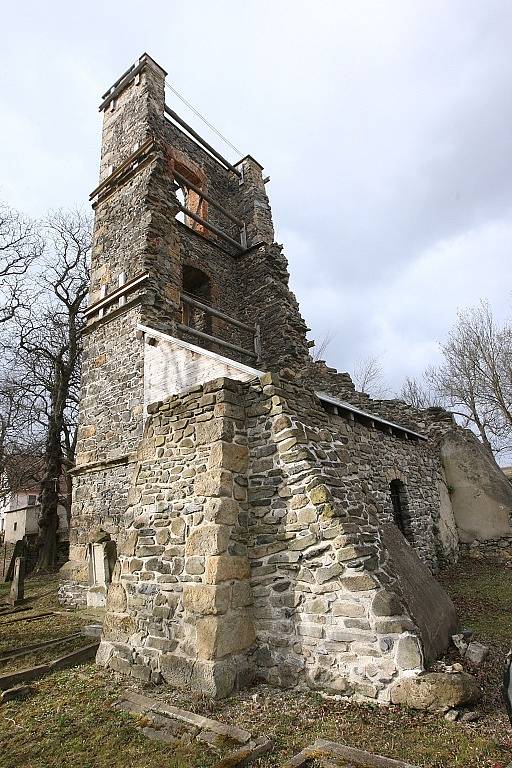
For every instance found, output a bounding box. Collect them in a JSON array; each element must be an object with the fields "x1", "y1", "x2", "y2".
[{"x1": 0, "y1": 558, "x2": 511, "y2": 768}]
